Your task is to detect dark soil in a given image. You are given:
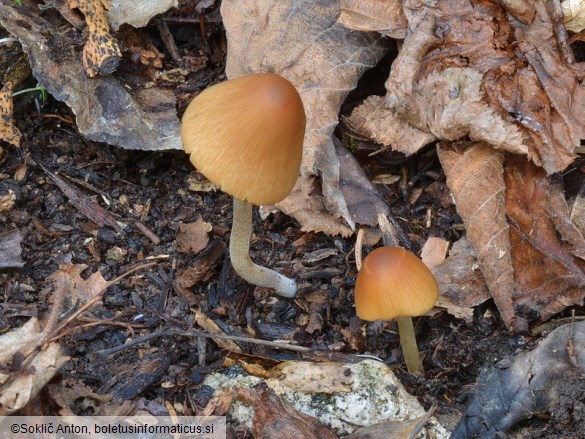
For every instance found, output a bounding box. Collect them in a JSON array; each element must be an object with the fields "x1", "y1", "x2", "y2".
[{"x1": 1, "y1": 2, "x2": 584, "y2": 438}]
